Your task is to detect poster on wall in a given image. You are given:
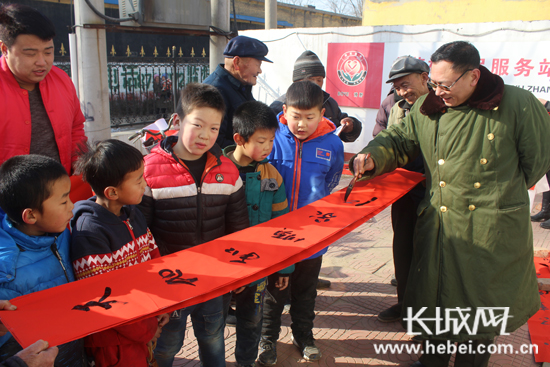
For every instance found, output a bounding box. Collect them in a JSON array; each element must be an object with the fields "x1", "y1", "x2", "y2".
[
  {"x1": 325, "y1": 43, "x2": 385, "y2": 109},
  {"x1": 326, "y1": 43, "x2": 384, "y2": 108}
]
